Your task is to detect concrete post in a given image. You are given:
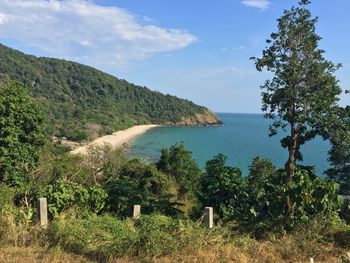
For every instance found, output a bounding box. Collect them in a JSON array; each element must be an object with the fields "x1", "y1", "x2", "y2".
[
  {"x1": 39, "y1": 198, "x2": 48, "y2": 227},
  {"x1": 133, "y1": 205, "x2": 141, "y2": 219},
  {"x1": 204, "y1": 207, "x2": 214, "y2": 228},
  {"x1": 310, "y1": 258, "x2": 314, "y2": 263}
]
